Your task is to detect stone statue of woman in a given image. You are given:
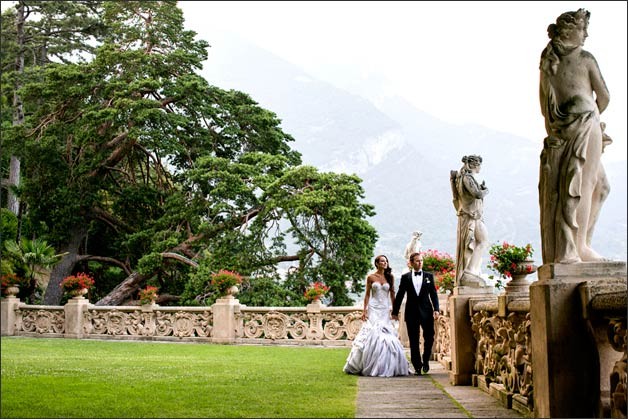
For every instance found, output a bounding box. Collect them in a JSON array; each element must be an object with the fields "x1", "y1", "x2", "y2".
[
  {"x1": 538, "y1": 8, "x2": 611, "y2": 264},
  {"x1": 451, "y1": 155, "x2": 488, "y2": 287}
]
